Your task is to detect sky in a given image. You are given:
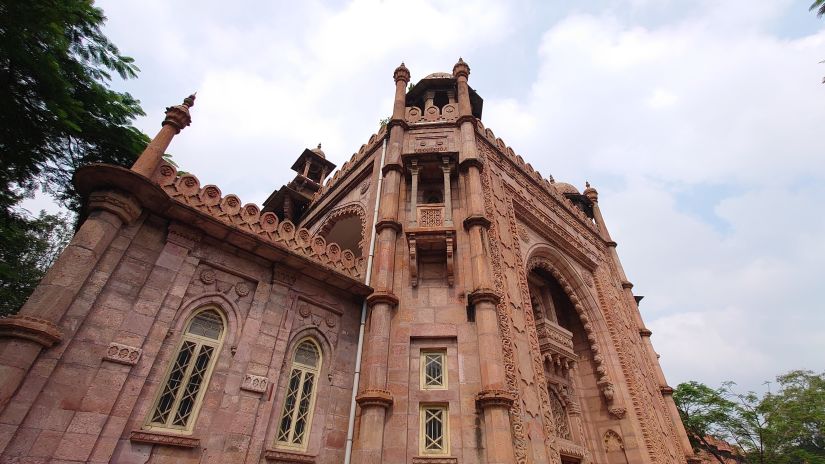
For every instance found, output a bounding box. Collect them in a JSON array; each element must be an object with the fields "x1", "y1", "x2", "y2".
[{"x1": 26, "y1": 0, "x2": 825, "y2": 393}]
